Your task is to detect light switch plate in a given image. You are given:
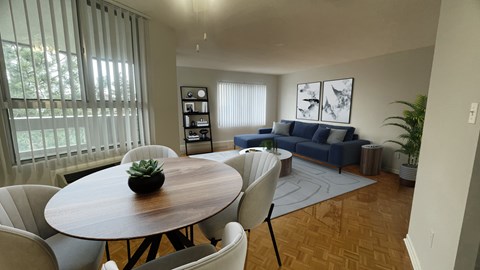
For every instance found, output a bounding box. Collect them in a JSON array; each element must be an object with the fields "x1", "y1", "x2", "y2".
[{"x1": 468, "y1": 103, "x2": 479, "y2": 124}]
